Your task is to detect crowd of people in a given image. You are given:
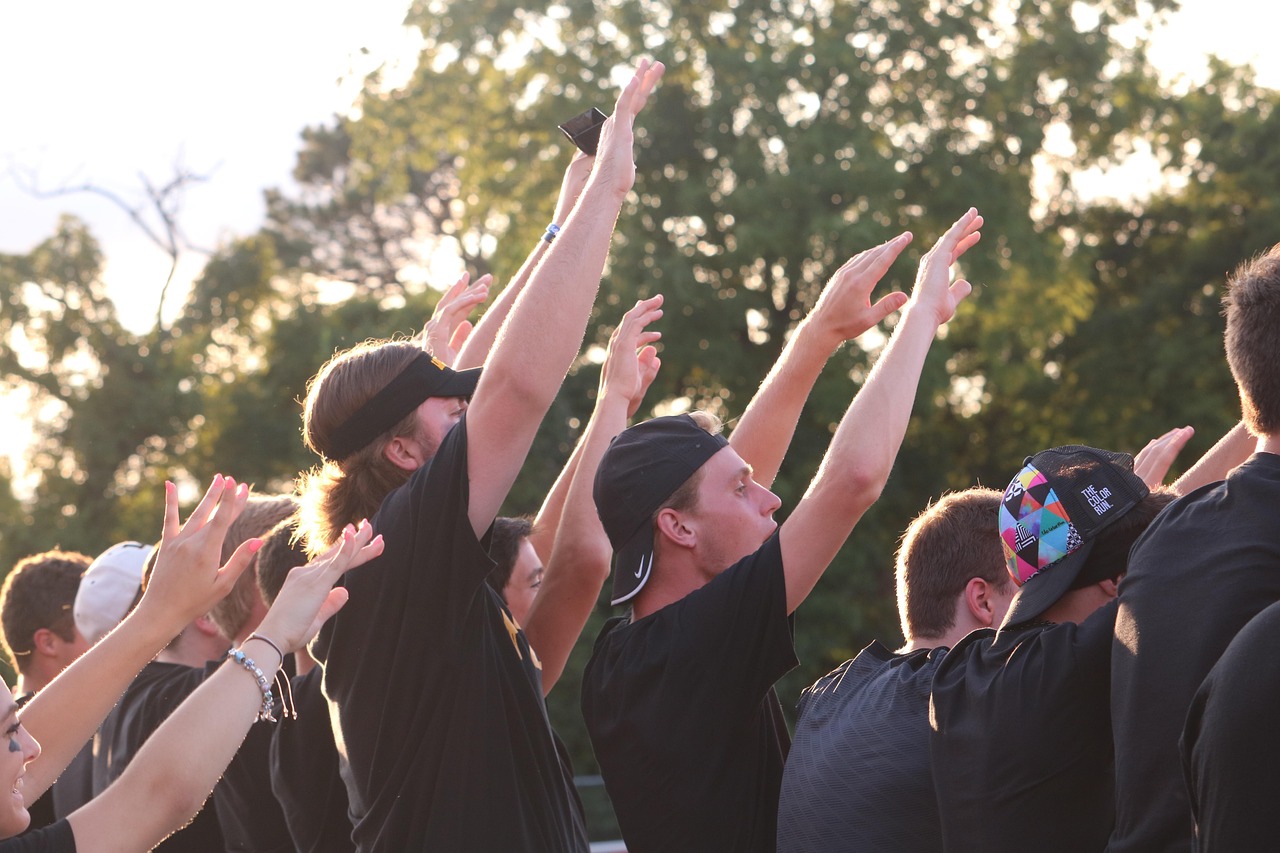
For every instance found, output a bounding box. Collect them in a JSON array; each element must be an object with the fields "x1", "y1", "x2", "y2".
[{"x1": 0, "y1": 55, "x2": 1276, "y2": 852}]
